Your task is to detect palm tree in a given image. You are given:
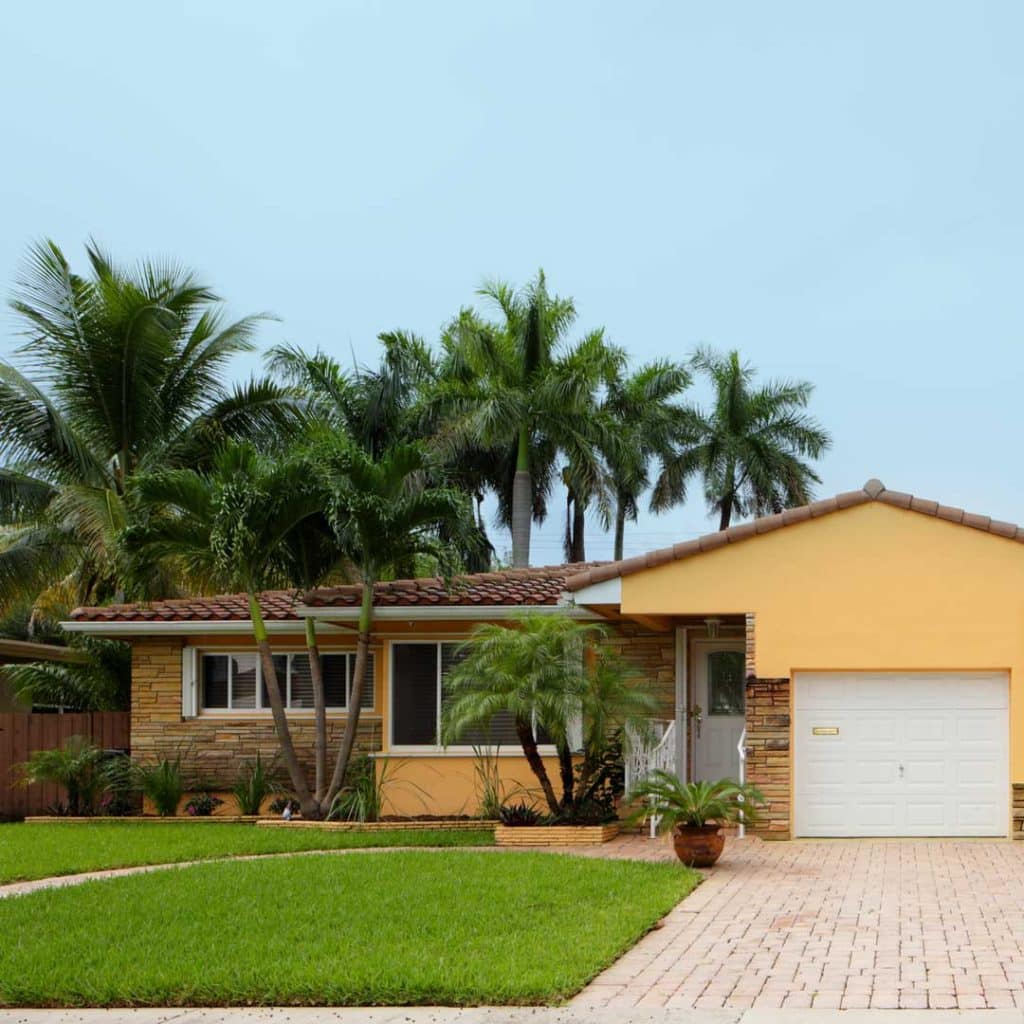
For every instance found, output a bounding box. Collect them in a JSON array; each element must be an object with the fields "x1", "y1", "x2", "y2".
[
  {"x1": 434, "y1": 271, "x2": 610, "y2": 568},
  {"x1": 269, "y1": 337, "x2": 492, "y2": 574},
  {"x1": 659, "y1": 348, "x2": 832, "y2": 531},
  {"x1": 317, "y1": 438, "x2": 467, "y2": 808},
  {"x1": 126, "y1": 438, "x2": 465, "y2": 818},
  {"x1": 1, "y1": 637, "x2": 130, "y2": 711},
  {"x1": 442, "y1": 613, "x2": 659, "y2": 816},
  {"x1": 0, "y1": 240, "x2": 302, "y2": 619},
  {"x1": 599, "y1": 352, "x2": 694, "y2": 561},
  {"x1": 125, "y1": 442, "x2": 328, "y2": 816}
]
